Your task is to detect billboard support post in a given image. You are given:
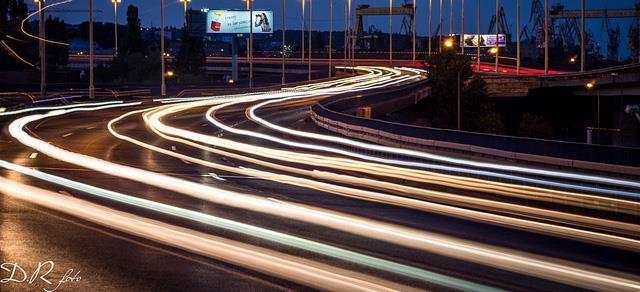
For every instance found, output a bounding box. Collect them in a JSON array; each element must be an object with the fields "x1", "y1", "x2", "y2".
[{"x1": 232, "y1": 36, "x2": 239, "y2": 82}]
